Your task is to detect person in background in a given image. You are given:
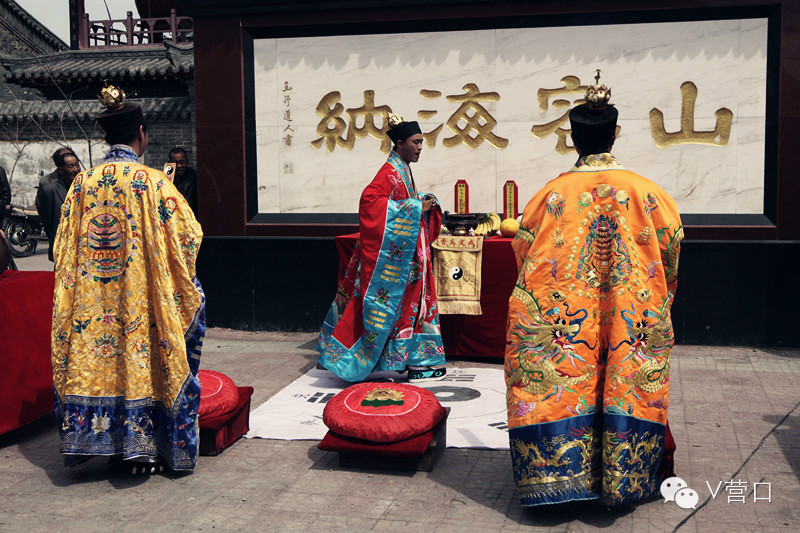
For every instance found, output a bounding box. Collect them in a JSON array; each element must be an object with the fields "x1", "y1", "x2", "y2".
[
  {"x1": 168, "y1": 147, "x2": 197, "y2": 215},
  {"x1": 35, "y1": 151, "x2": 81, "y2": 262},
  {"x1": 0, "y1": 228, "x2": 17, "y2": 273},
  {"x1": 39, "y1": 147, "x2": 76, "y2": 188},
  {"x1": 0, "y1": 166, "x2": 10, "y2": 222}
]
